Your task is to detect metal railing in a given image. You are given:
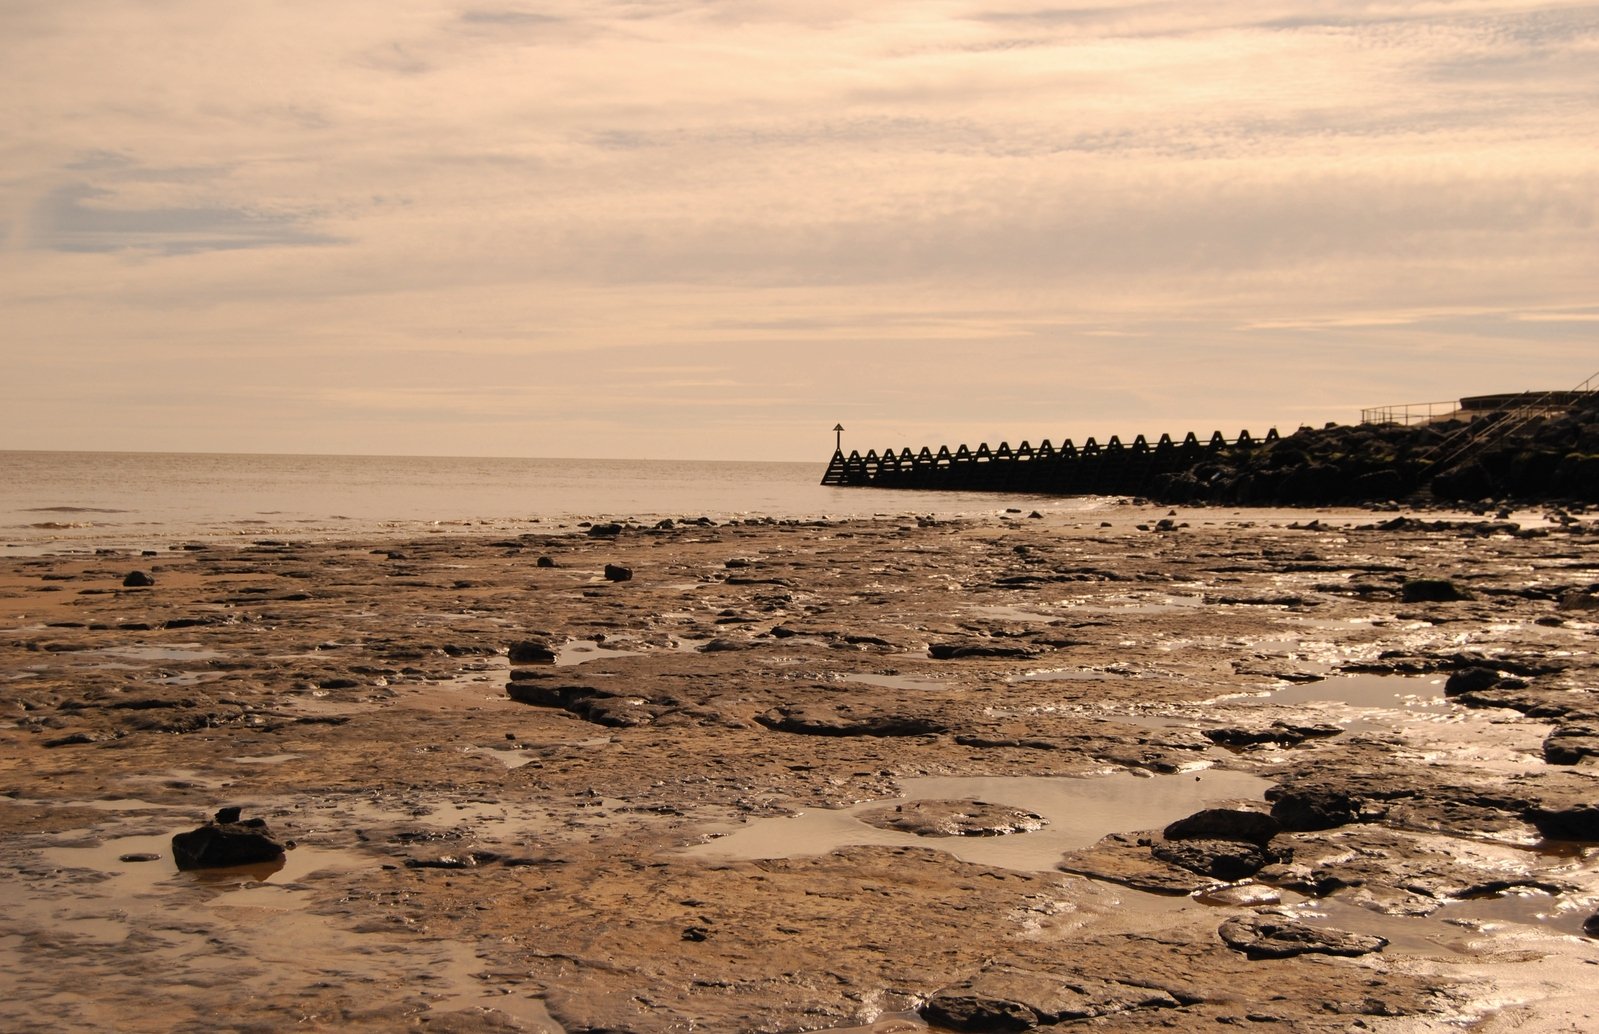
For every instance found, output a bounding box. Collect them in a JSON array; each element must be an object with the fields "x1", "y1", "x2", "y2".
[
  {"x1": 1419, "y1": 371, "x2": 1599, "y2": 474},
  {"x1": 1360, "y1": 401, "x2": 1461, "y2": 426}
]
